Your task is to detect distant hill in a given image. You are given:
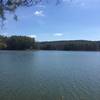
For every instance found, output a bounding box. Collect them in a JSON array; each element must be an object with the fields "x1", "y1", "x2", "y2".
[
  {"x1": 37, "y1": 40, "x2": 100, "y2": 51},
  {"x1": 1, "y1": 35, "x2": 100, "y2": 51}
]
